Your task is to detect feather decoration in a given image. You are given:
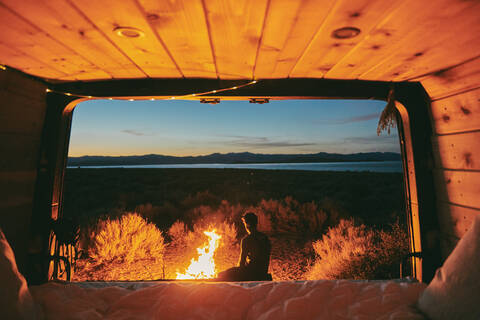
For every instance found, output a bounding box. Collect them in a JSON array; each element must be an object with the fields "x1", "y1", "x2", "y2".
[{"x1": 377, "y1": 87, "x2": 396, "y2": 135}]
